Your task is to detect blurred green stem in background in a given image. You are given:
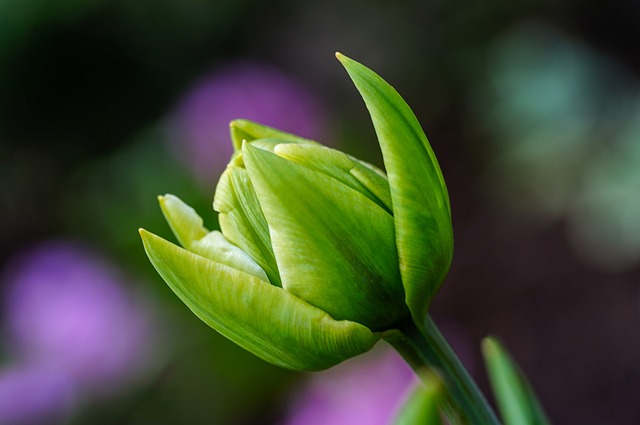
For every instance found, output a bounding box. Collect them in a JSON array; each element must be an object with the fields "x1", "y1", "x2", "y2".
[
  {"x1": 385, "y1": 316, "x2": 500, "y2": 425},
  {"x1": 392, "y1": 370, "x2": 444, "y2": 425},
  {"x1": 482, "y1": 337, "x2": 550, "y2": 425}
]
